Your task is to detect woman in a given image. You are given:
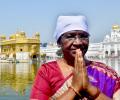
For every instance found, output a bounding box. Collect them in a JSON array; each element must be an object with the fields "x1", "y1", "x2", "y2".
[{"x1": 30, "y1": 15, "x2": 120, "y2": 100}]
